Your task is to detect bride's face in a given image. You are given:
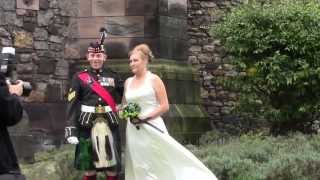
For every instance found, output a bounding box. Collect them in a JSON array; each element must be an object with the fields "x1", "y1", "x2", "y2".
[{"x1": 129, "y1": 51, "x2": 147, "y2": 74}]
